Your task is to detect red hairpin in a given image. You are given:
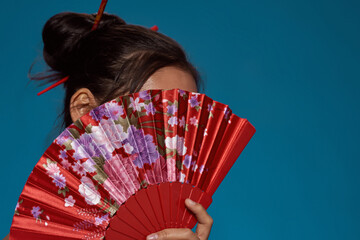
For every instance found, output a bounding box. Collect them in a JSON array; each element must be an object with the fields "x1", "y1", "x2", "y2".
[{"x1": 37, "y1": 0, "x2": 159, "y2": 96}]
